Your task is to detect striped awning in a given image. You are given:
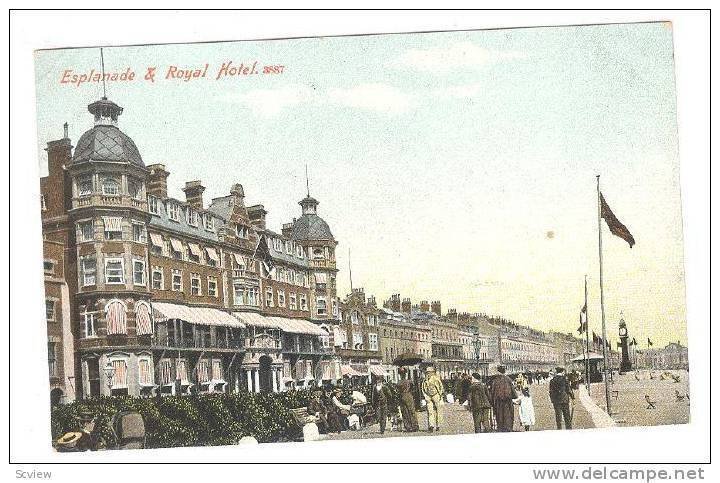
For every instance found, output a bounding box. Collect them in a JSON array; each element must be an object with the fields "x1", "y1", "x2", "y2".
[
  {"x1": 188, "y1": 243, "x2": 202, "y2": 257},
  {"x1": 102, "y1": 216, "x2": 122, "y2": 232},
  {"x1": 152, "y1": 302, "x2": 245, "y2": 328},
  {"x1": 169, "y1": 238, "x2": 183, "y2": 253},
  {"x1": 149, "y1": 232, "x2": 164, "y2": 248},
  {"x1": 205, "y1": 247, "x2": 219, "y2": 262},
  {"x1": 369, "y1": 365, "x2": 387, "y2": 377},
  {"x1": 341, "y1": 365, "x2": 365, "y2": 377},
  {"x1": 232, "y1": 312, "x2": 325, "y2": 336},
  {"x1": 232, "y1": 253, "x2": 244, "y2": 267}
]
